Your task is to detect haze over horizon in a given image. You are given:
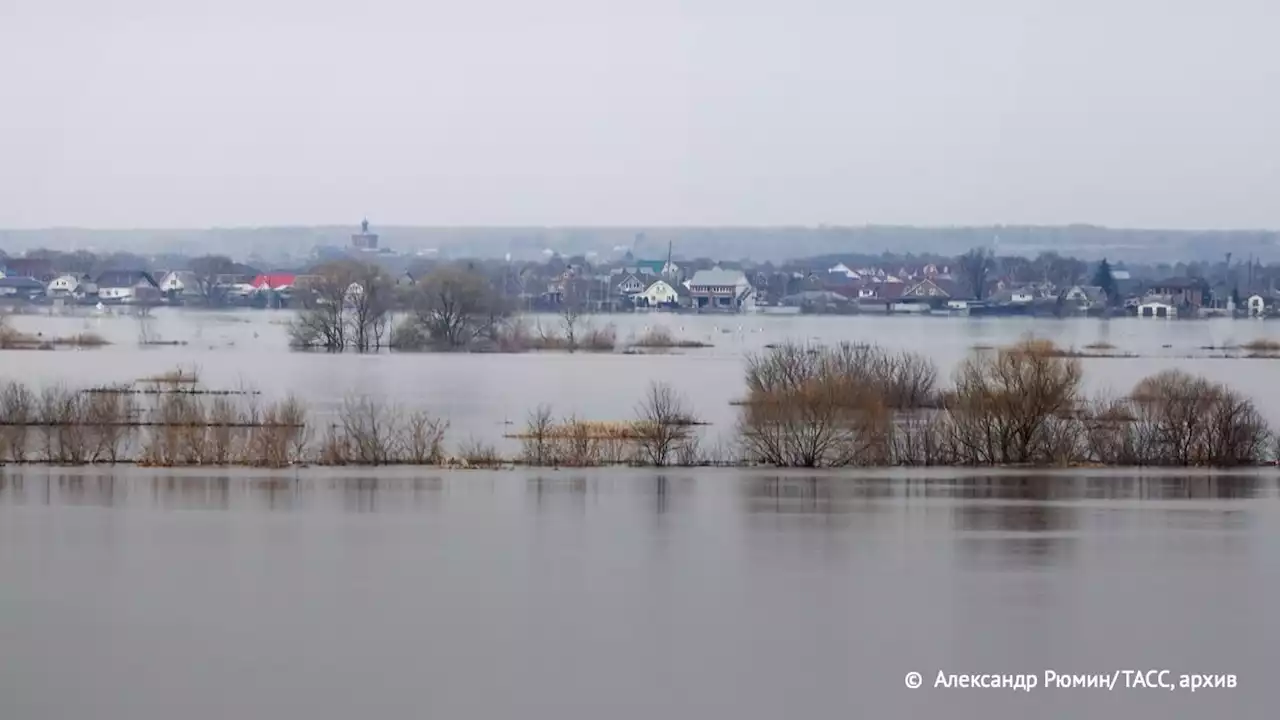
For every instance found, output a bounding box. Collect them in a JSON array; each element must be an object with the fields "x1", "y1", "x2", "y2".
[{"x1": 4, "y1": 0, "x2": 1277, "y2": 230}]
